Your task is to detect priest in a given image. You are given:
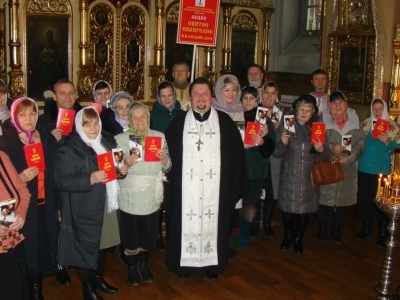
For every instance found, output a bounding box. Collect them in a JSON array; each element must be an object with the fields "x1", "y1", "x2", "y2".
[{"x1": 164, "y1": 77, "x2": 247, "y2": 280}]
